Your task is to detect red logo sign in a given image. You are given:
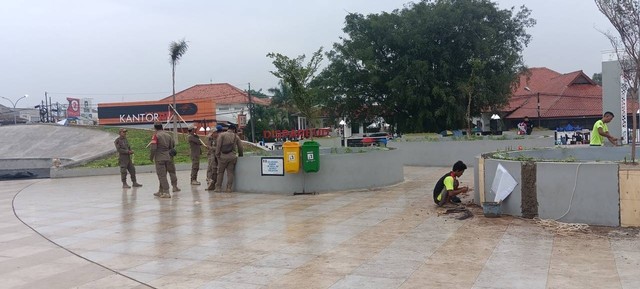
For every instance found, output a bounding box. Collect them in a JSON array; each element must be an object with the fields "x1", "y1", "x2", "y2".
[
  {"x1": 263, "y1": 128, "x2": 330, "y2": 139},
  {"x1": 67, "y1": 98, "x2": 80, "y2": 117}
]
